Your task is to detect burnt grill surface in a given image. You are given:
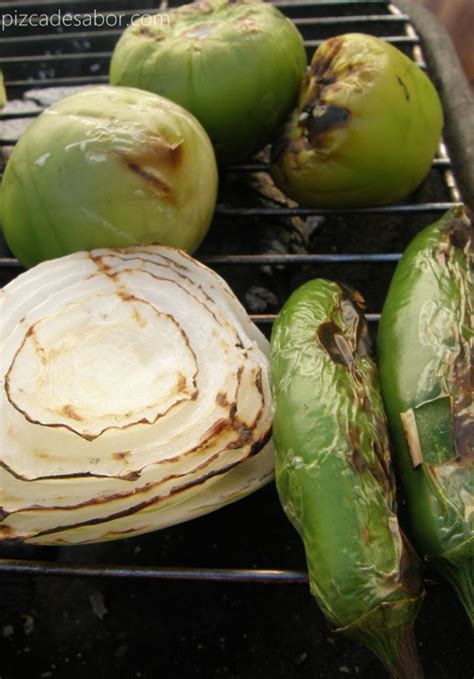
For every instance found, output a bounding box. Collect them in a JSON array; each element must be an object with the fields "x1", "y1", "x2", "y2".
[{"x1": 0, "y1": 2, "x2": 471, "y2": 678}]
